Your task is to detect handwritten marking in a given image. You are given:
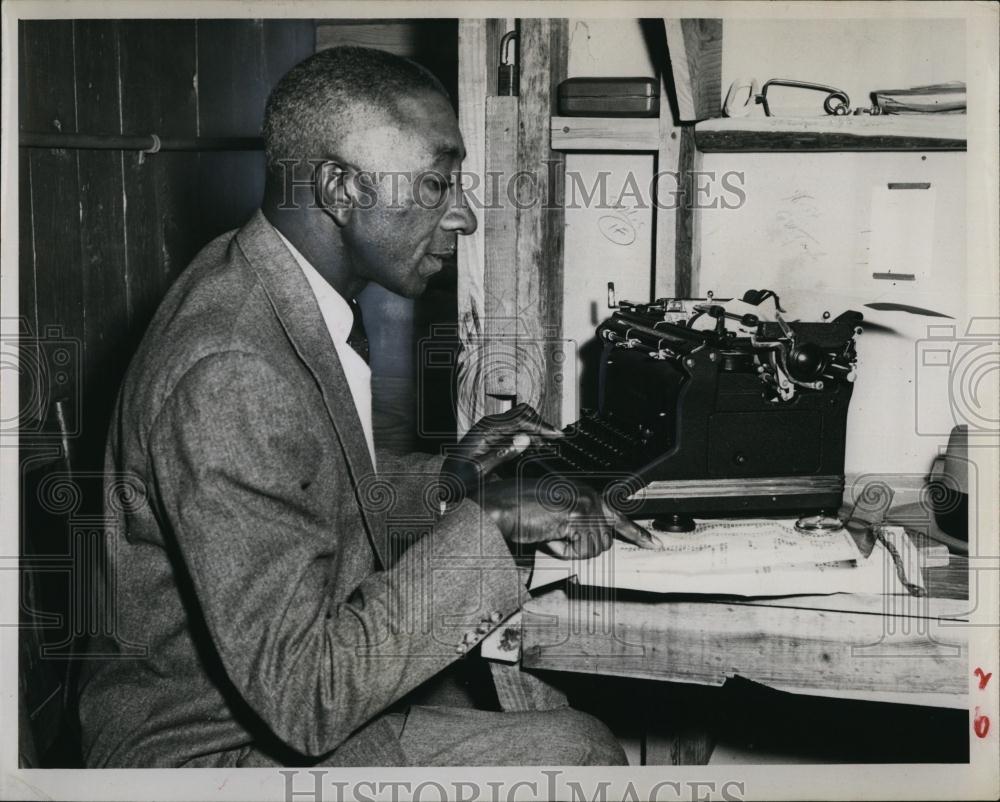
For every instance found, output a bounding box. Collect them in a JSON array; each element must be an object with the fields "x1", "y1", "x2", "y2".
[
  {"x1": 598, "y1": 215, "x2": 636, "y2": 246},
  {"x1": 974, "y1": 668, "x2": 992, "y2": 689},
  {"x1": 973, "y1": 707, "x2": 990, "y2": 739}
]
